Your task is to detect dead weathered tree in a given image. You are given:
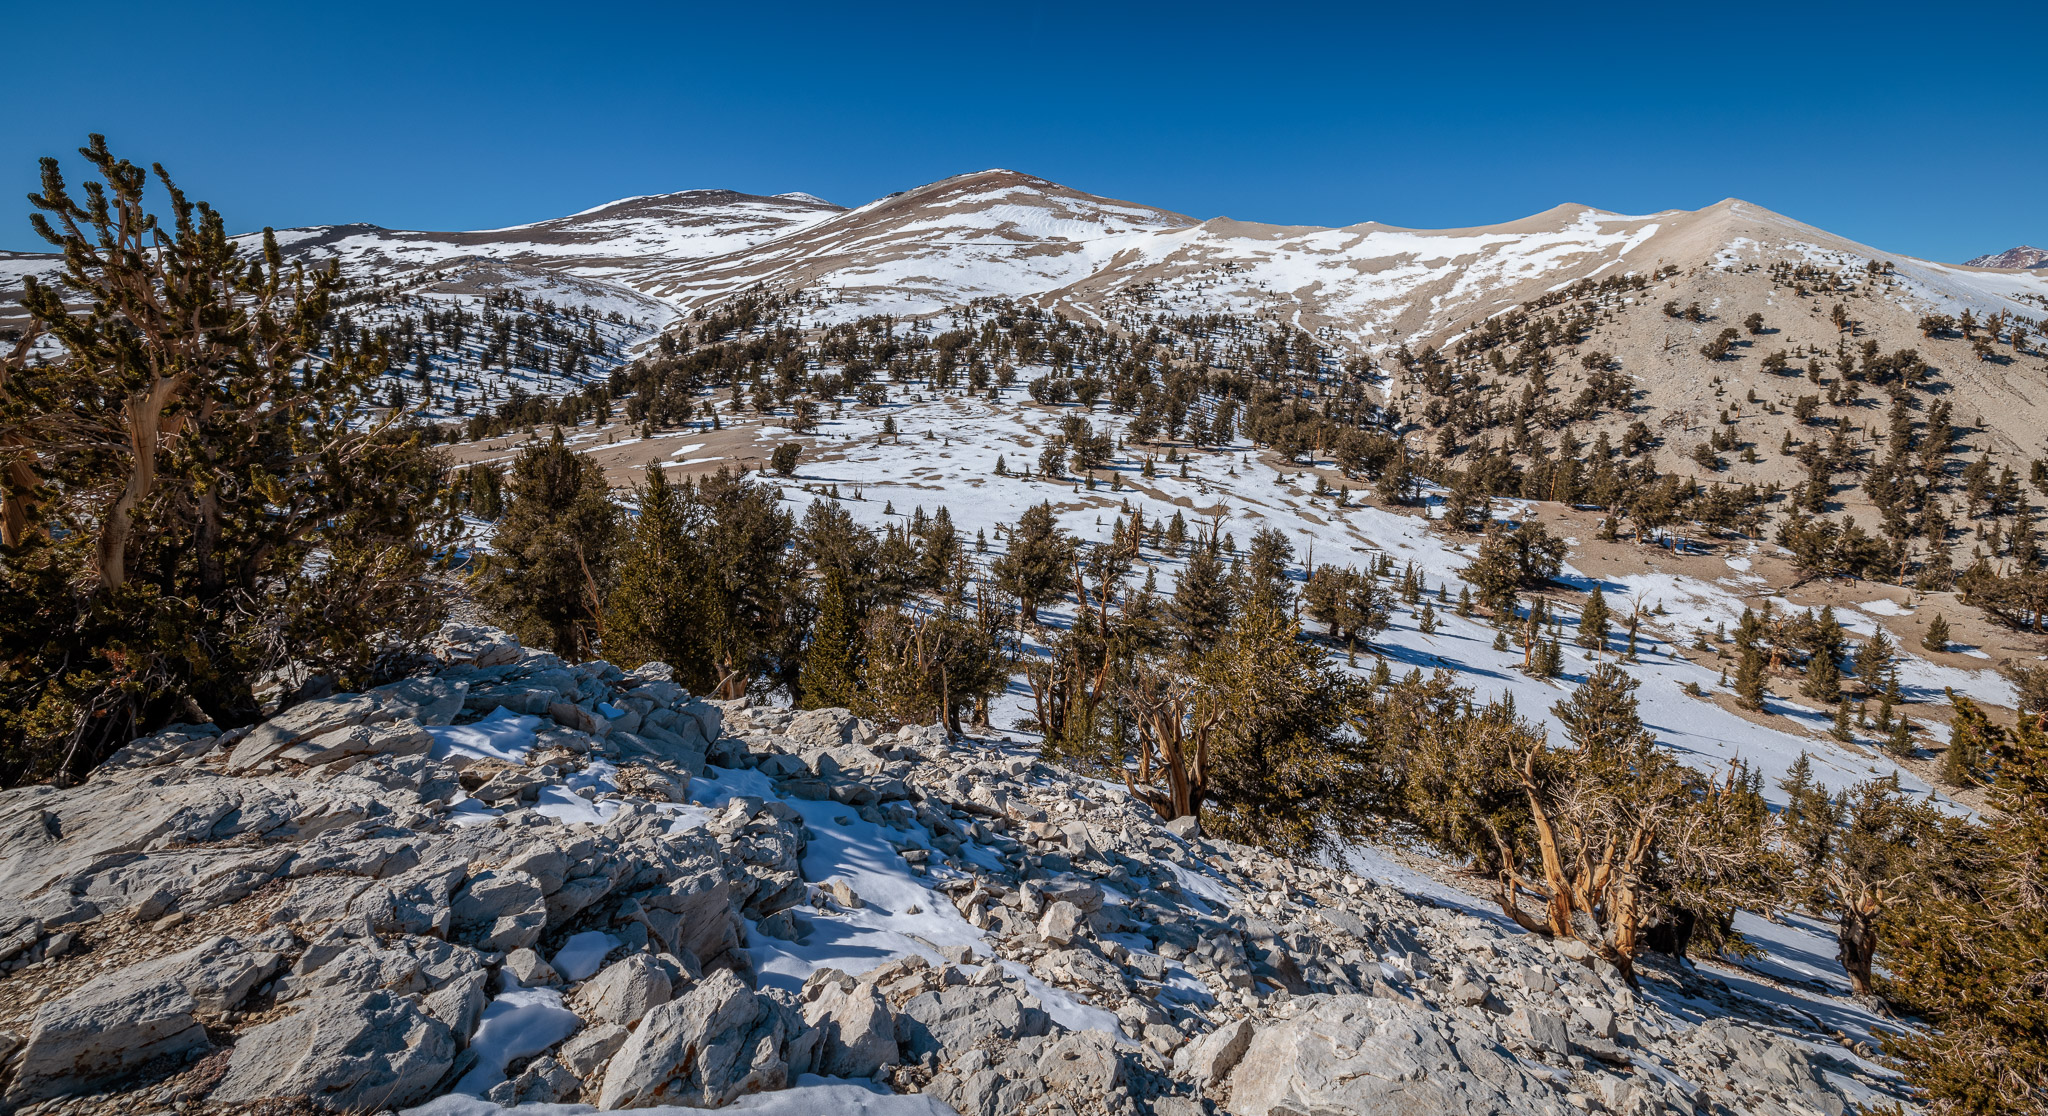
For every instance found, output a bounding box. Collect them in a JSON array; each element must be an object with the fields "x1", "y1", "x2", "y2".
[{"x1": 1118, "y1": 669, "x2": 1222, "y2": 822}]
